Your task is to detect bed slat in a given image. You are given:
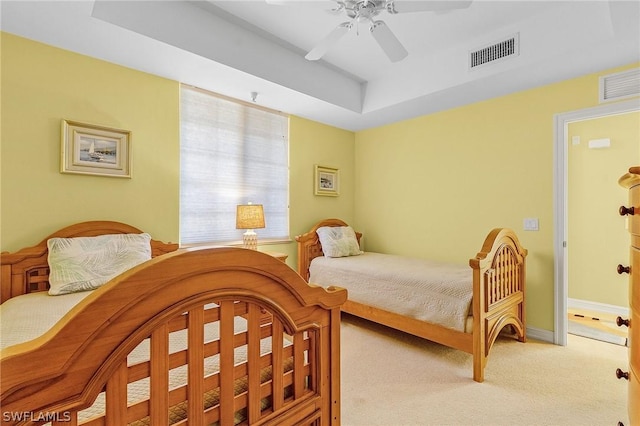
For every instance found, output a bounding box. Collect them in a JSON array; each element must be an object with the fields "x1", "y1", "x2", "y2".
[
  {"x1": 247, "y1": 304, "x2": 262, "y2": 422},
  {"x1": 272, "y1": 319, "x2": 285, "y2": 412},
  {"x1": 219, "y1": 300, "x2": 235, "y2": 424},
  {"x1": 293, "y1": 333, "x2": 305, "y2": 399},
  {"x1": 309, "y1": 325, "x2": 319, "y2": 396},
  {"x1": 187, "y1": 306, "x2": 205, "y2": 424},
  {"x1": 105, "y1": 360, "x2": 128, "y2": 424},
  {"x1": 150, "y1": 324, "x2": 169, "y2": 426}
]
